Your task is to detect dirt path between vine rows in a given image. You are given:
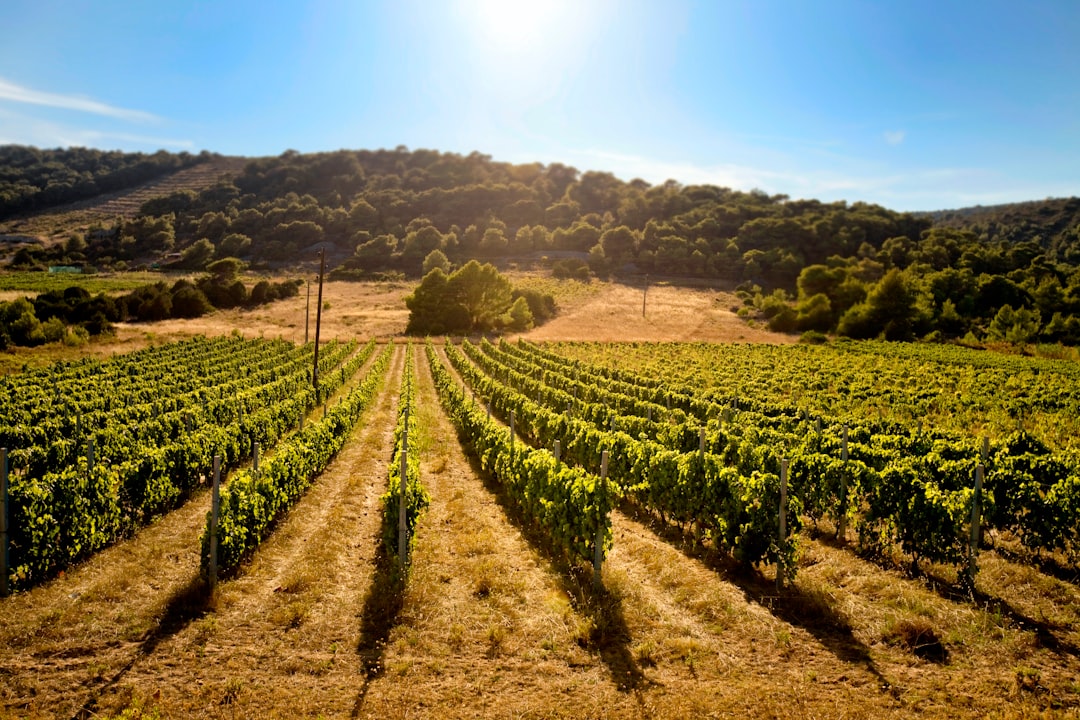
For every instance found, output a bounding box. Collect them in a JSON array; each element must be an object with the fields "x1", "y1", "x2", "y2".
[
  {"x1": 0, "y1": 343, "x2": 400, "y2": 719},
  {"x1": 75, "y1": 343, "x2": 405, "y2": 718},
  {"x1": 419, "y1": 342, "x2": 1080, "y2": 718}
]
